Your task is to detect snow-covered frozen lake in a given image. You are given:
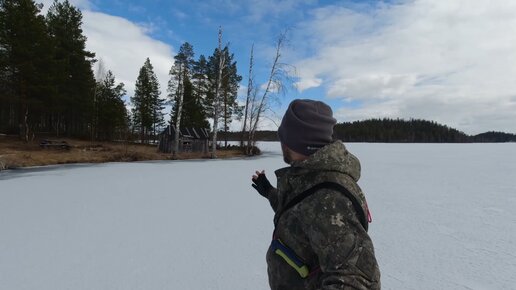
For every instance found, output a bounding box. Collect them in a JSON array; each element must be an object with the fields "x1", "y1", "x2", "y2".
[{"x1": 1, "y1": 142, "x2": 515, "y2": 290}]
